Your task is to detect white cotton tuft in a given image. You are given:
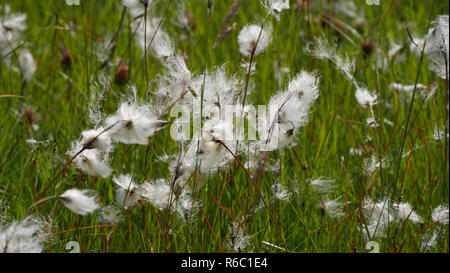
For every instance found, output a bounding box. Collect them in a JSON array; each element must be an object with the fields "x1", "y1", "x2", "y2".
[
  {"x1": 362, "y1": 197, "x2": 395, "y2": 239},
  {"x1": 262, "y1": 0, "x2": 290, "y2": 21},
  {"x1": 287, "y1": 71, "x2": 320, "y2": 109},
  {"x1": 0, "y1": 6, "x2": 27, "y2": 67},
  {"x1": 389, "y1": 82, "x2": 436, "y2": 102},
  {"x1": 155, "y1": 54, "x2": 192, "y2": 105},
  {"x1": 366, "y1": 117, "x2": 378, "y2": 128},
  {"x1": 188, "y1": 65, "x2": 240, "y2": 119},
  {"x1": 388, "y1": 83, "x2": 427, "y2": 93},
  {"x1": 307, "y1": 36, "x2": 356, "y2": 85},
  {"x1": 105, "y1": 95, "x2": 166, "y2": 145},
  {"x1": 355, "y1": 87, "x2": 377, "y2": 108},
  {"x1": 122, "y1": 0, "x2": 148, "y2": 17},
  {"x1": 59, "y1": 189, "x2": 100, "y2": 216},
  {"x1": 237, "y1": 24, "x2": 272, "y2": 57},
  {"x1": 364, "y1": 154, "x2": 390, "y2": 174},
  {"x1": 409, "y1": 36, "x2": 426, "y2": 57},
  {"x1": 175, "y1": 191, "x2": 198, "y2": 222},
  {"x1": 321, "y1": 198, "x2": 345, "y2": 218},
  {"x1": 80, "y1": 128, "x2": 113, "y2": 153},
  {"x1": 115, "y1": 188, "x2": 140, "y2": 209},
  {"x1": 226, "y1": 219, "x2": 252, "y2": 252},
  {"x1": 113, "y1": 173, "x2": 138, "y2": 192},
  {"x1": 424, "y1": 15, "x2": 449, "y2": 79},
  {"x1": 113, "y1": 174, "x2": 140, "y2": 208},
  {"x1": 261, "y1": 71, "x2": 320, "y2": 150},
  {"x1": 98, "y1": 205, "x2": 121, "y2": 224},
  {"x1": 177, "y1": 117, "x2": 237, "y2": 176},
  {"x1": 308, "y1": 177, "x2": 336, "y2": 196},
  {"x1": 131, "y1": 16, "x2": 175, "y2": 60},
  {"x1": 432, "y1": 126, "x2": 449, "y2": 141},
  {"x1": 421, "y1": 230, "x2": 439, "y2": 252},
  {"x1": 0, "y1": 216, "x2": 46, "y2": 253},
  {"x1": 70, "y1": 148, "x2": 113, "y2": 178},
  {"x1": 392, "y1": 202, "x2": 423, "y2": 224},
  {"x1": 432, "y1": 204, "x2": 449, "y2": 225},
  {"x1": 272, "y1": 180, "x2": 291, "y2": 201},
  {"x1": 18, "y1": 49, "x2": 36, "y2": 81},
  {"x1": 136, "y1": 179, "x2": 172, "y2": 210}
]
